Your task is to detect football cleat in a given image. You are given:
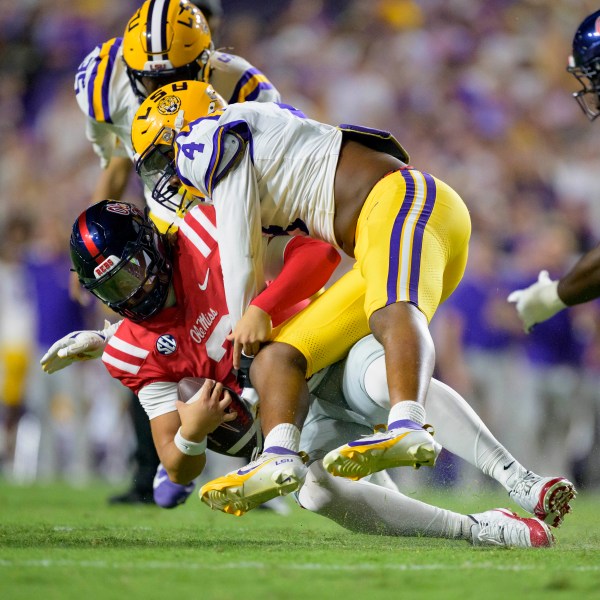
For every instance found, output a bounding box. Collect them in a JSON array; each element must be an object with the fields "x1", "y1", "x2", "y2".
[
  {"x1": 153, "y1": 464, "x2": 196, "y2": 509},
  {"x1": 322, "y1": 419, "x2": 441, "y2": 481},
  {"x1": 508, "y1": 471, "x2": 576, "y2": 528},
  {"x1": 469, "y1": 508, "x2": 554, "y2": 548},
  {"x1": 199, "y1": 447, "x2": 309, "y2": 516}
]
